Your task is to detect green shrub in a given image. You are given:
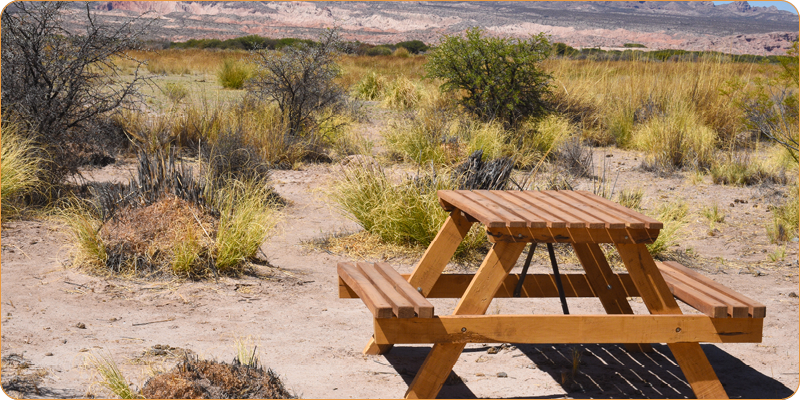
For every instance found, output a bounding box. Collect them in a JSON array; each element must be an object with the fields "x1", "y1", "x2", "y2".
[
  {"x1": 365, "y1": 46, "x2": 393, "y2": 56},
  {"x1": 381, "y1": 76, "x2": 421, "y2": 109},
  {"x1": 217, "y1": 58, "x2": 251, "y2": 89},
  {"x1": 709, "y1": 152, "x2": 786, "y2": 186},
  {"x1": 161, "y1": 82, "x2": 189, "y2": 104},
  {"x1": 425, "y1": 27, "x2": 552, "y2": 126},
  {"x1": 632, "y1": 102, "x2": 717, "y2": 171},
  {"x1": 392, "y1": 47, "x2": 411, "y2": 58}
]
